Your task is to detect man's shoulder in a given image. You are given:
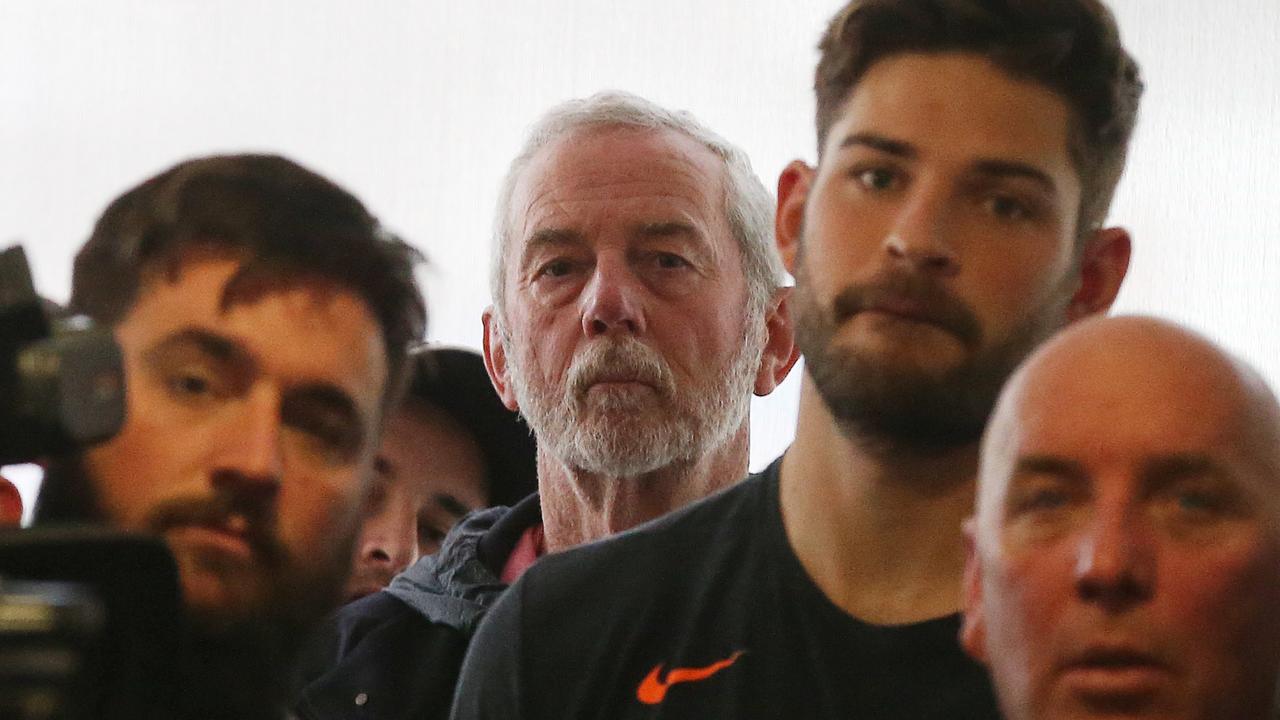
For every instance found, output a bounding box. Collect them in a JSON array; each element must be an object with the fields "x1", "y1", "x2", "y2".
[{"x1": 294, "y1": 592, "x2": 471, "y2": 720}]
